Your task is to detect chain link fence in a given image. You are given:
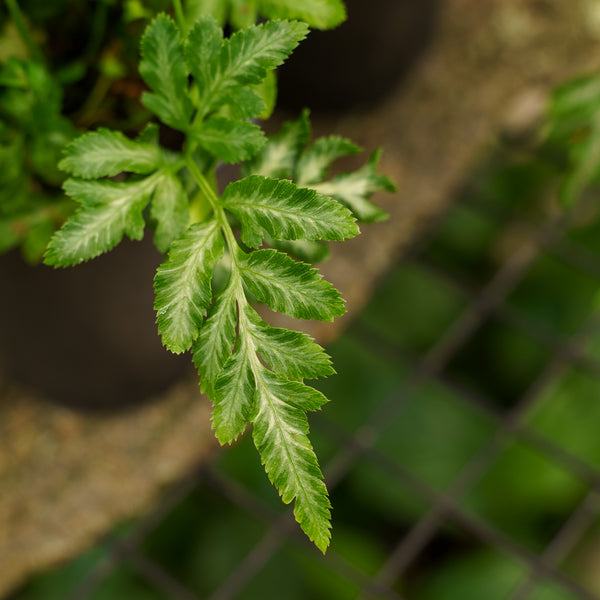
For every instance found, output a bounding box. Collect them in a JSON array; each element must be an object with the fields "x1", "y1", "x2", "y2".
[{"x1": 11, "y1": 146, "x2": 600, "y2": 600}]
